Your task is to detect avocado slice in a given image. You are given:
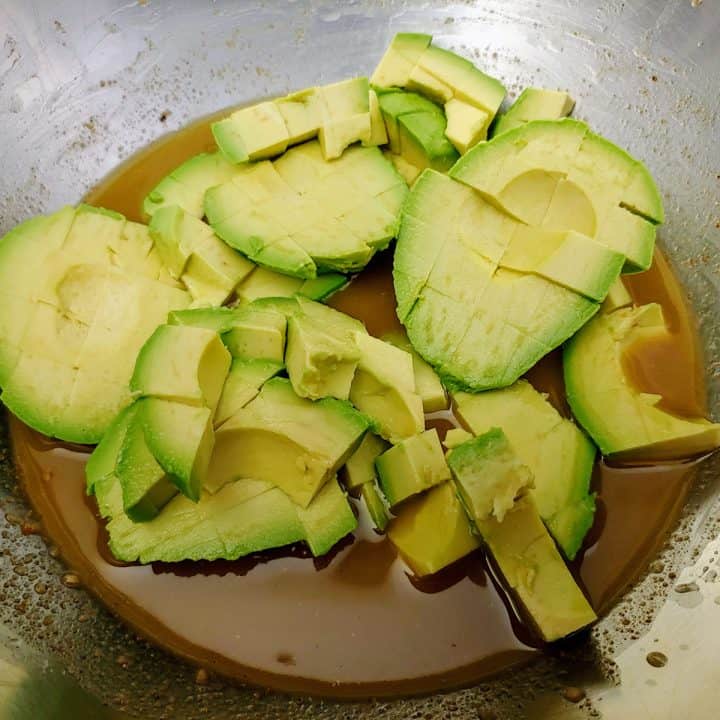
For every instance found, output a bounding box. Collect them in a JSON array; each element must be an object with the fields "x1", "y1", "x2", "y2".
[
  {"x1": 208, "y1": 377, "x2": 369, "y2": 506},
  {"x1": 349, "y1": 332, "x2": 424, "y2": 442},
  {"x1": 382, "y1": 330, "x2": 447, "y2": 412},
  {"x1": 130, "y1": 324, "x2": 231, "y2": 412},
  {"x1": 360, "y1": 481, "x2": 391, "y2": 532},
  {"x1": 167, "y1": 307, "x2": 244, "y2": 334},
  {"x1": 115, "y1": 406, "x2": 178, "y2": 522},
  {"x1": 564, "y1": 303, "x2": 720, "y2": 459},
  {"x1": 454, "y1": 380, "x2": 597, "y2": 560},
  {"x1": 387, "y1": 481, "x2": 480, "y2": 577},
  {"x1": 375, "y1": 429, "x2": 451, "y2": 507},
  {"x1": 340, "y1": 432, "x2": 390, "y2": 490},
  {"x1": 221, "y1": 307, "x2": 287, "y2": 362},
  {"x1": 297, "y1": 273, "x2": 349, "y2": 301},
  {"x1": 214, "y1": 358, "x2": 284, "y2": 428},
  {"x1": 443, "y1": 98, "x2": 490, "y2": 154},
  {"x1": 205, "y1": 141, "x2": 406, "y2": 278},
  {"x1": 492, "y1": 87, "x2": 575, "y2": 138},
  {"x1": 141, "y1": 398, "x2": 215, "y2": 502},
  {"x1": 236, "y1": 266, "x2": 305, "y2": 303},
  {"x1": 0, "y1": 206, "x2": 191, "y2": 443},
  {"x1": 365, "y1": 88, "x2": 389, "y2": 147},
  {"x1": 285, "y1": 314, "x2": 360, "y2": 401},
  {"x1": 143, "y1": 151, "x2": 244, "y2": 219},
  {"x1": 371, "y1": 33, "x2": 432, "y2": 89},
  {"x1": 447, "y1": 430, "x2": 597, "y2": 641}
]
